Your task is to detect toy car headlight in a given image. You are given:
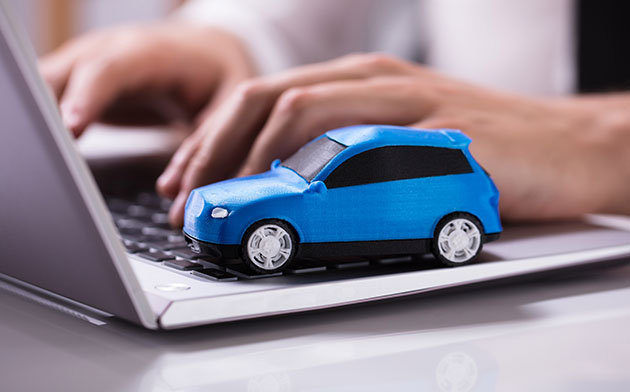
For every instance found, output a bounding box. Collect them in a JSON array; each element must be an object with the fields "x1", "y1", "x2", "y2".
[{"x1": 211, "y1": 207, "x2": 229, "y2": 219}]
